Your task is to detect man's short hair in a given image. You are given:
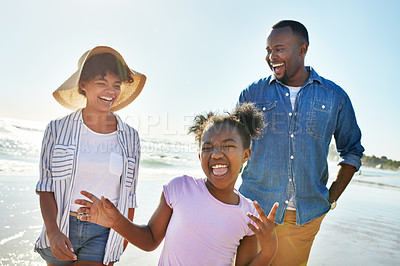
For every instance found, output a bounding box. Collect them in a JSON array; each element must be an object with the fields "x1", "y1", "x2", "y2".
[{"x1": 272, "y1": 20, "x2": 309, "y2": 46}]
